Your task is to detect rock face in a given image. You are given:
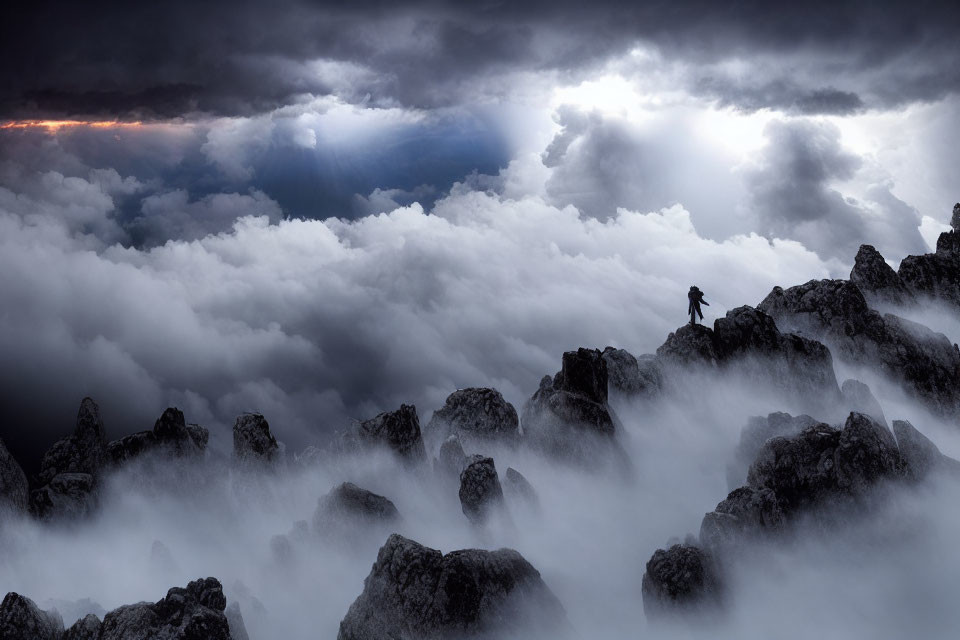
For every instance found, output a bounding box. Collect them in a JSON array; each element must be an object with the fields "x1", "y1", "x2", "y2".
[
  {"x1": 107, "y1": 406, "x2": 209, "y2": 464},
  {"x1": 357, "y1": 404, "x2": 426, "y2": 463},
  {"x1": 601, "y1": 347, "x2": 663, "y2": 397},
  {"x1": 759, "y1": 279, "x2": 960, "y2": 416},
  {"x1": 658, "y1": 307, "x2": 841, "y2": 410},
  {"x1": 458, "y1": 456, "x2": 505, "y2": 525},
  {"x1": 337, "y1": 534, "x2": 573, "y2": 640},
  {"x1": 0, "y1": 437, "x2": 29, "y2": 513},
  {"x1": 850, "y1": 244, "x2": 913, "y2": 305},
  {"x1": 225, "y1": 602, "x2": 250, "y2": 640},
  {"x1": 39, "y1": 397, "x2": 108, "y2": 485},
  {"x1": 233, "y1": 413, "x2": 280, "y2": 464},
  {"x1": 727, "y1": 412, "x2": 819, "y2": 489},
  {"x1": 426, "y1": 388, "x2": 519, "y2": 447},
  {"x1": 747, "y1": 412, "x2": 902, "y2": 515},
  {"x1": 521, "y1": 348, "x2": 627, "y2": 466},
  {"x1": 313, "y1": 482, "x2": 401, "y2": 537},
  {"x1": 63, "y1": 614, "x2": 101, "y2": 640},
  {"x1": 4, "y1": 580, "x2": 235, "y2": 640},
  {"x1": 841, "y1": 379, "x2": 886, "y2": 426},
  {"x1": 434, "y1": 435, "x2": 467, "y2": 477},
  {"x1": 97, "y1": 577, "x2": 231, "y2": 640},
  {"x1": 0, "y1": 592, "x2": 64, "y2": 640},
  {"x1": 503, "y1": 467, "x2": 539, "y2": 510},
  {"x1": 641, "y1": 544, "x2": 720, "y2": 619},
  {"x1": 893, "y1": 419, "x2": 960, "y2": 481},
  {"x1": 898, "y1": 206, "x2": 960, "y2": 307},
  {"x1": 30, "y1": 473, "x2": 97, "y2": 521},
  {"x1": 699, "y1": 486, "x2": 784, "y2": 553}
]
